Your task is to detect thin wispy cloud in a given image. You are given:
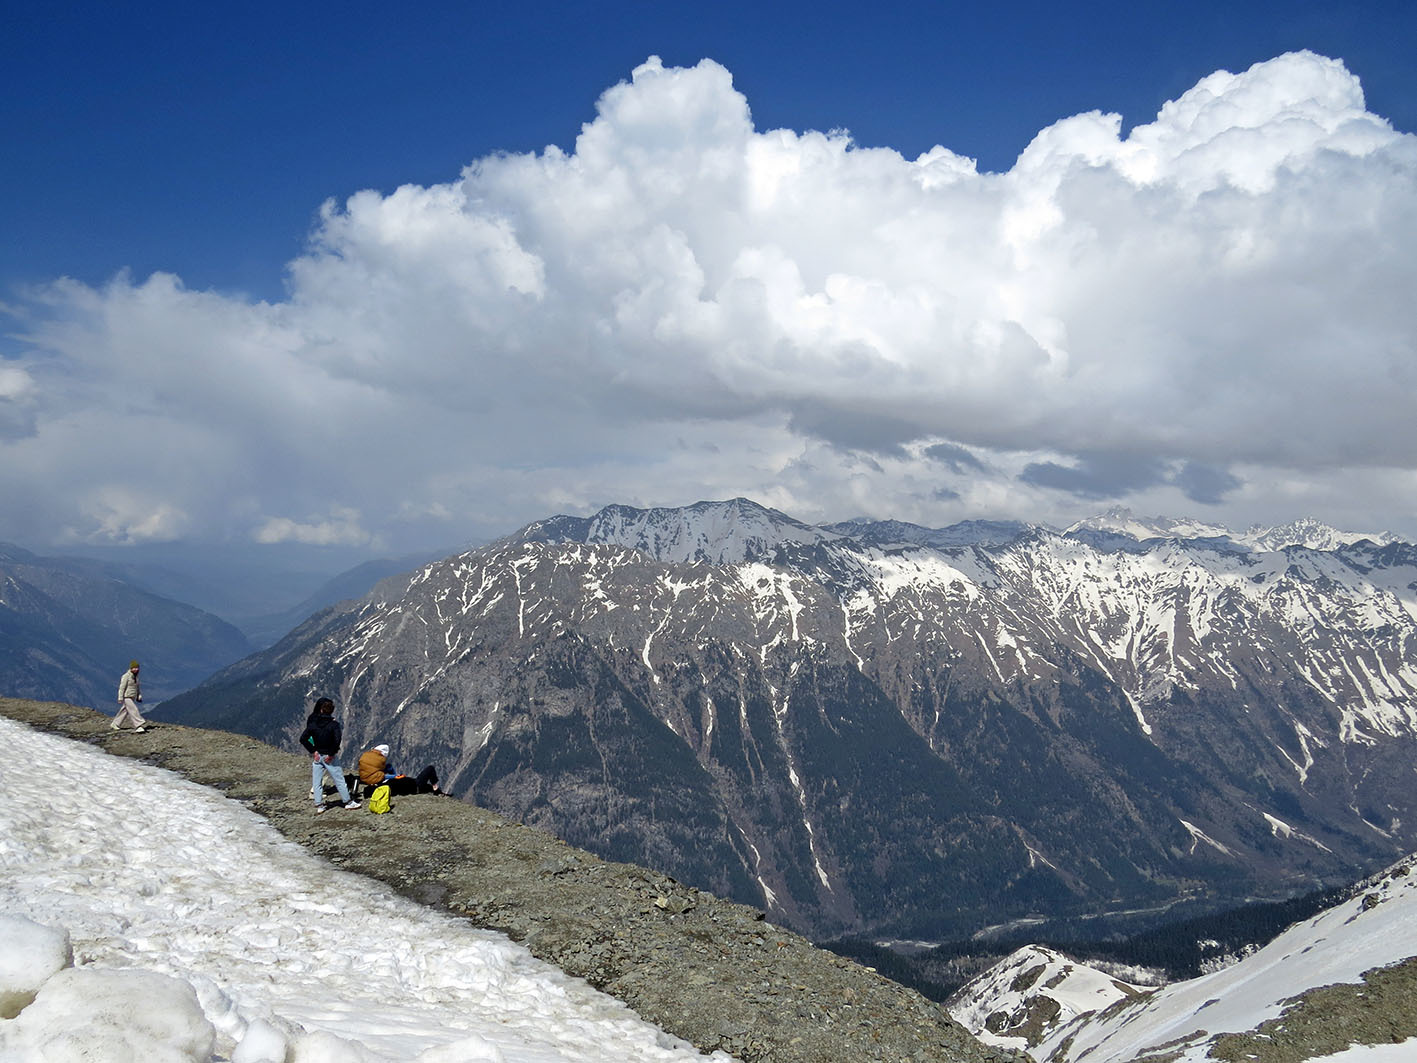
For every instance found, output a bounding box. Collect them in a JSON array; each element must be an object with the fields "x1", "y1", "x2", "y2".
[{"x1": 4, "y1": 51, "x2": 1414, "y2": 549}]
